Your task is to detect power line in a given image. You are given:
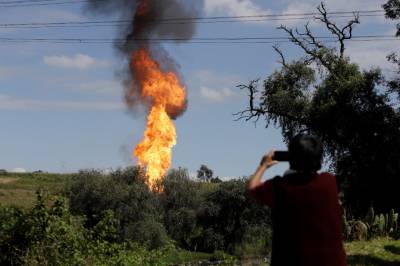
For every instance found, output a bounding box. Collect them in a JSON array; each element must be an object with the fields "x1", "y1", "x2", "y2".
[
  {"x1": 0, "y1": 0, "x2": 385, "y2": 20},
  {"x1": 0, "y1": 7, "x2": 392, "y2": 47},
  {"x1": 0, "y1": 36, "x2": 398, "y2": 44},
  {"x1": 0, "y1": 14, "x2": 385, "y2": 29},
  {"x1": 0, "y1": 0, "x2": 387, "y2": 25},
  {"x1": 0, "y1": 0, "x2": 97, "y2": 7},
  {"x1": 154, "y1": 10, "x2": 384, "y2": 21},
  {"x1": 160, "y1": 14, "x2": 383, "y2": 24},
  {"x1": 0, "y1": 0, "x2": 68, "y2": 4},
  {"x1": 0, "y1": 35, "x2": 396, "y2": 41}
]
